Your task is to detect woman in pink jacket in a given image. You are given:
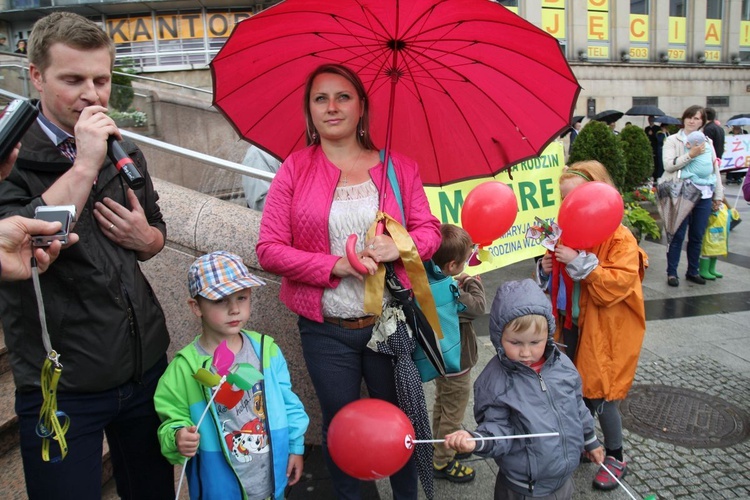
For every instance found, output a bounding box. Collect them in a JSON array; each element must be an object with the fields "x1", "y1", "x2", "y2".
[{"x1": 257, "y1": 63, "x2": 441, "y2": 499}]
